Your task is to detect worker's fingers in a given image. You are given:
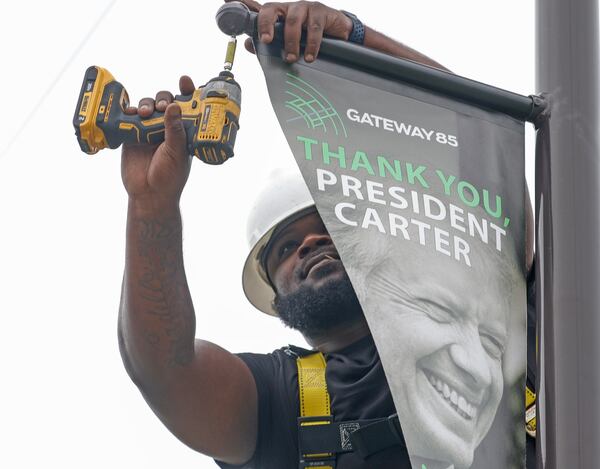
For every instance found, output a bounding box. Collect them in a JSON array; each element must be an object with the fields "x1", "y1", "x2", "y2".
[
  {"x1": 257, "y1": 3, "x2": 286, "y2": 43},
  {"x1": 226, "y1": 0, "x2": 261, "y2": 13},
  {"x1": 324, "y1": 9, "x2": 353, "y2": 40},
  {"x1": 138, "y1": 97, "x2": 155, "y2": 117},
  {"x1": 155, "y1": 90, "x2": 174, "y2": 112},
  {"x1": 244, "y1": 37, "x2": 256, "y2": 54},
  {"x1": 304, "y1": 5, "x2": 326, "y2": 62},
  {"x1": 179, "y1": 75, "x2": 195, "y2": 95},
  {"x1": 283, "y1": 2, "x2": 308, "y2": 62},
  {"x1": 163, "y1": 103, "x2": 187, "y2": 158},
  {"x1": 124, "y1": 106, "x2": 138, "y2": 115}
]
